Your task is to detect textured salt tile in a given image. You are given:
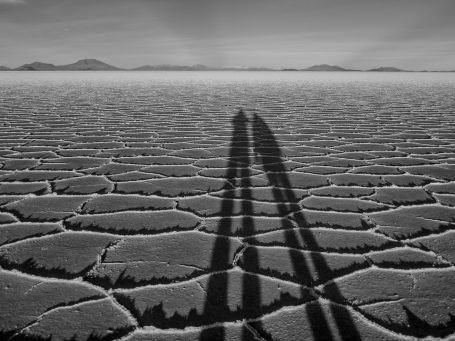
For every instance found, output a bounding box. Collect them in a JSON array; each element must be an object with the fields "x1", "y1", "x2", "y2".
[
  {"x1": 257, "y1": 172, "x2": 328, "y2": 189},
  {"x1": 252, "y1": 300, "x2": 407, "y2": 341},
  {"x1": 401, "y1": 165, "x2": 455, "y2": 181},
  {"x1": 0, "y1": 269, "x2": 106, "y2": 335},
  {"x1": 1, "y1": 159, "x2": 40, "y2": 170},
  {"x1": 349, "y1": 165, "x2": 402, "y2": 175},
  {"x1": 35, "y1": 157, "x2": 109, "y2": 170},
  {"x1": 240, "y1": 246, "x2": 368, "y2": 285},
  {"x1": 116, "y1": 155, "x2": 196, "y2": 165},
  {"x1": 383, "y1": 174, "x2": 433, "y2": 186},
  {"x1": 329, "y1": 174, "x2": 385, "y2": 187},
  {"x1": 11, "y1": 146, "x2": 60, "y2": 152},
  {"x1": 53, "y1": 175, "x2": 114, "y2": 194},
  {"x1": 141, "y1": 164, "x2": 202, "y2": 177},
  {"x1": 310, "y1": 186, "x2": 374, "y2": 198},
  {"x1": 290, "y1": 209, "x2": 370, "y2": 230},
  {"x1": 369, "y1": 151, "x2": 408, "y2": 158},
  {"x1": 68, "y1": 141, "x2": 125, "y2": 149},
  {"x1": 66, "y1": 210, "x2": 200, "y2": 234},
  {"x1": 203, "y1": 216, "x2": 295, "y2": 236},
  {"x1": 184, "y1": 146, "x2": 241, "y2": 158},
  {"x1": 194, "y1": 158, "x2": 247, "y2": 168},
  {"x1": 116, "y1": 177, "x2": 228, "y2": 196},
  {"x1": 321, "y1": 268, "x2": 411, "y2": 305},
  {"x1": 367, "y1": 248, "x2": 447, "y2": 268},
  {"x1": 82, "y1": 195, "x2": 174, "y2": 214},
  {"x1": 0, "y1": 212, "x2": 18, "y2": 224},
  {"x1": 333, "y1": 152, "x2": 378, "y2": 160},
  {"x1": 26, "y1": 139, "x2": 69, "y2": 147},
  {"x1": 0, "y1": 170, "x2": 82, "y2": 182},
  {"x1": 114, "y1": 268, "x2": 315, "y2": 327},
  {"x1": 295, "y1": 165, "x2": 348, "y2": 175},
  {"x1": 57, "y1": 149, "x2": 100, "y2": 157},
  {"x1": 16, "y1": 298, "x2": 134, "y2": 341},
  {"x1": 0, "y1": 222, "x2": 63, "y2": 245},
  {"x1": 246, "y1": 228, "x2": 398, "y2": 253},
  {"x1": 374, "y1": 157, "x2": 436, "y2": 166},
  {"x1": 122, "y1": 324, "x2": 256, "y2": 341},
  {"x1": 0, "y1": 232, "x2": 119, "y2": 277},
  {"x1": 253, "y1": 160, "x2": 306, "y2": 172},
  {"x1": 286, "y1": 146, "x2": 336, "y2": 155},
  {"x1": 370, "y1": 187, "x2": 435, "y2": 205},
  {"x1": 335, "y1": 143, "x2": 394, "y2": 152},
  {"x1": 199, "y1": 167, "x2": 262, "y2": 178},
  {"x1": 0, "y1": 182, "x2": 49, "y2": 195},
  {"x1": 178, "y1": 195, "x2": 284, "y2": 217},
  {"x1": 409, "y1": 231, "x2": 455, "y2": 263},
  {"x1": 434, "y1": 194, "x2": 455, "y2": 206},
  {"x1": 4, "y1": 151, "x2": 59, "y2": 159},
  {"x1": 369, "y1": 209, "x2": 451, "y2": 239},
  {"x1": 102, "y1": 147, "x2": 168, "y2": 157},
  {"x1": 163, "y1": 142, "x2": 218, "y2": 150},
  {"x1": 4, "y1": 196, "x2": 89, "y2": 221},
  {"x1": 314, "y1": 158, "x2": 372, "y2": 167},
  {"x1": 396, "y1": 205, "x2": 455, "y2": 222},
  {"x1": 109, "y1": 171, "x2": 165, "y2": 181},
  {"x1": 0, "y1": 196, "x2": 23, "y2": 206},
  {"x1": 426, "y1": 182, "x2": 455, "y2": 194},
  {"x1": 398, "y1": 146, "x2": 454, "y2": 155},
  {"x1": 291, "y1": 156, "x2": 336, "y2": 164},
  {"x1": 88, "y1": 231, "x2": 242, "y2": 287},
  {"x1": 300, "y1": 139, "x2": 345, "y2": 147},
  {"x1": 323, "y1": 268, "x2": 455, "y2": 337},
  {"x1": 169, "y1": 148, "x2": 219, "y2": 158},
  {"x1": 83, "y1": 162, "x2": 143, "y2": 175},
  {"x1": 209, "y1": 187, "x2": 308, "y2": 202},
  {"x1": 229, "y1": 176, "x2": 270, "y2": 187},
  {"x1": 300, "y1": 196, "x2": 388, "y2": 213}
]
